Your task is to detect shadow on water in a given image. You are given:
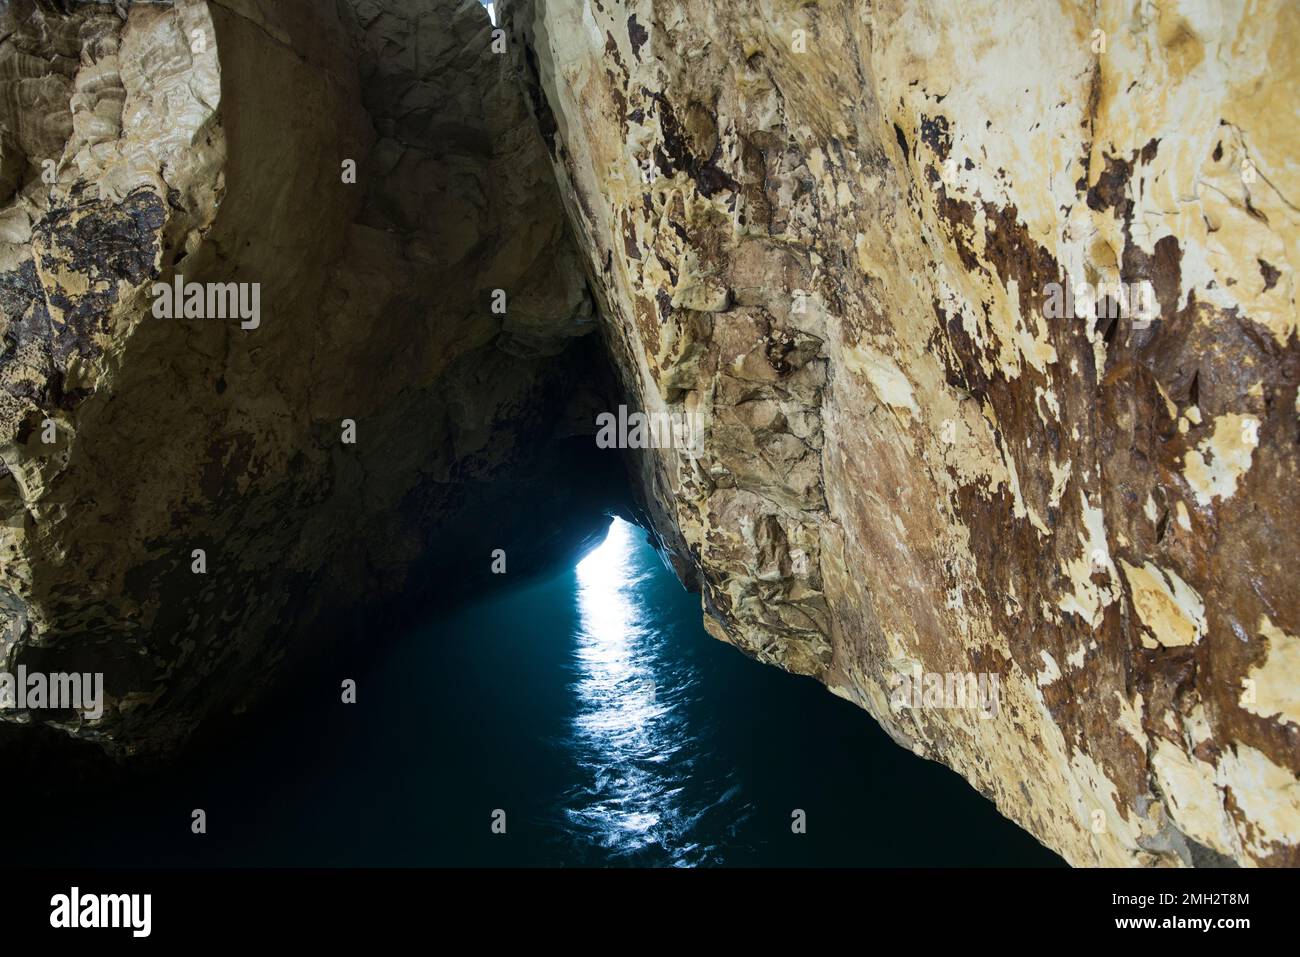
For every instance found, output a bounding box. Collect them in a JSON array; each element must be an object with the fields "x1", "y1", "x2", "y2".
[{"x1": 11, "y1": 517, "x2": 1062, "y2": 867}]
